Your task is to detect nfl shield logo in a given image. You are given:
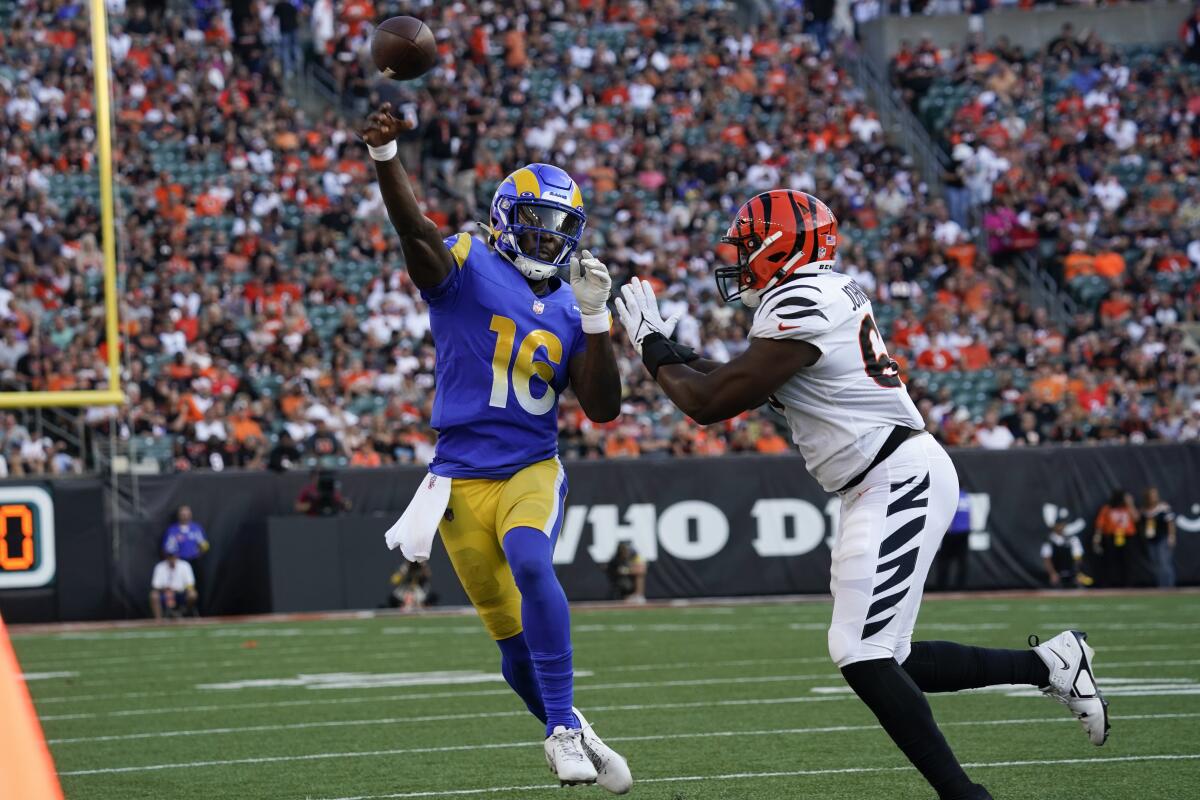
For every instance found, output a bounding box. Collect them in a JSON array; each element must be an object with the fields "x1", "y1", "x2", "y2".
[{"x1": 532, "y1": 300, "x2": 545, "y2": 315}]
